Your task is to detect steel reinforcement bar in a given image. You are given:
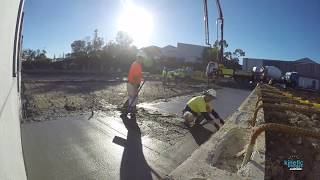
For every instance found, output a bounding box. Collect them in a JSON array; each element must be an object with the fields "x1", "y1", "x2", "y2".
[
  {"x1": 249, "y1": 103, "x2": 320, "y2": 126},
  {"x1": 241, "y1": 123, "x2": 320, "y2": 167}
]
